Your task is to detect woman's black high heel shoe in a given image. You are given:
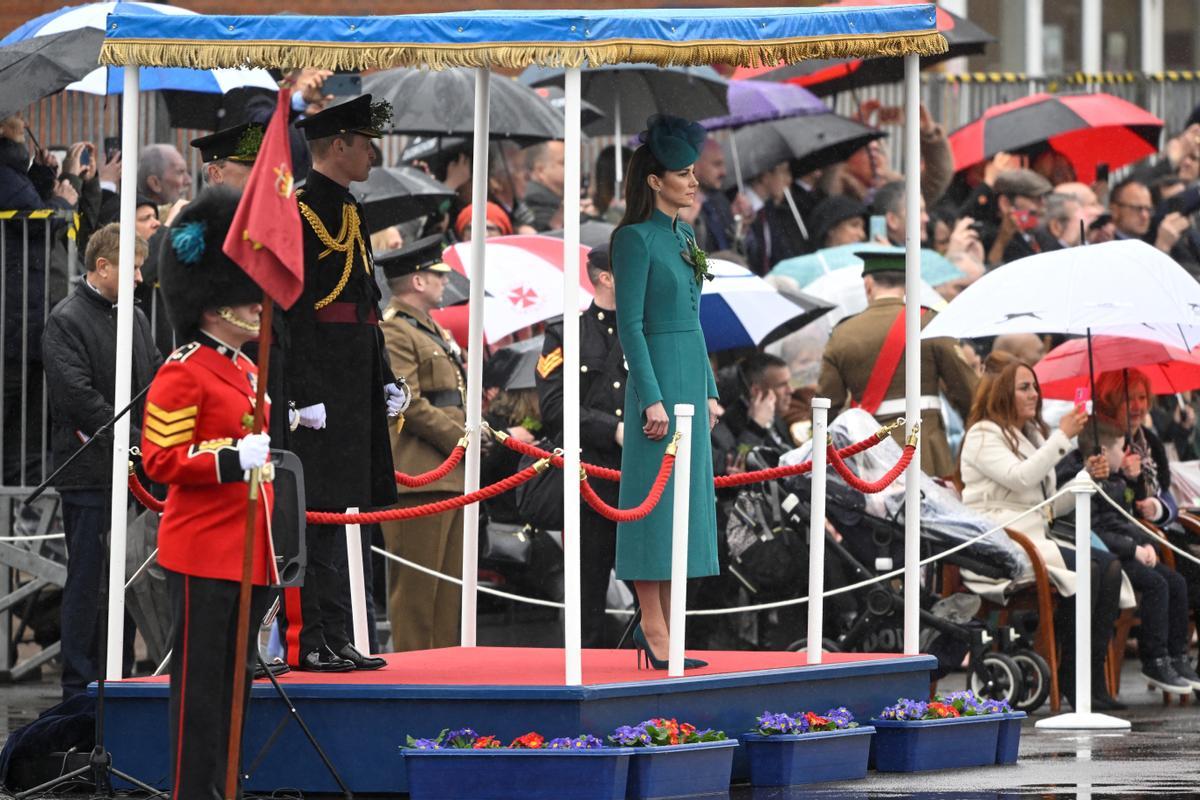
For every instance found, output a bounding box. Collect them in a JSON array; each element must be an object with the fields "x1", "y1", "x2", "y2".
[{"x1": 632, "y1": 626, "x2": 707, "y2": 670}]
